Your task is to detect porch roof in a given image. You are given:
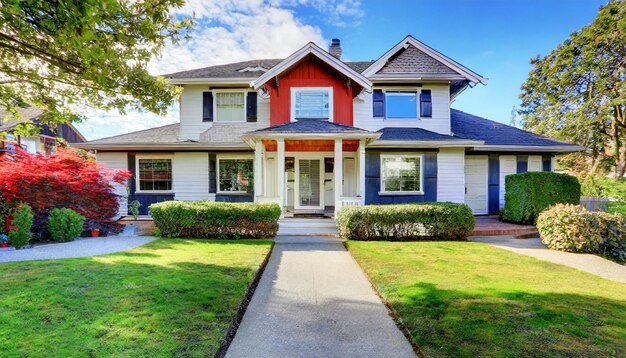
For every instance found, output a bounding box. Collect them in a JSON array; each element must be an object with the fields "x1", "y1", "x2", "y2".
[{"x1": 243, "y1": 120, "x2": 380, "y2": 141}]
